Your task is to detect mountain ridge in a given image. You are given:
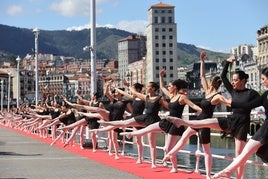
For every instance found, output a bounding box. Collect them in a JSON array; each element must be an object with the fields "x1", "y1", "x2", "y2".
[{"x1": 0, "y1": 24, "x2": 229, "y2": 66}]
